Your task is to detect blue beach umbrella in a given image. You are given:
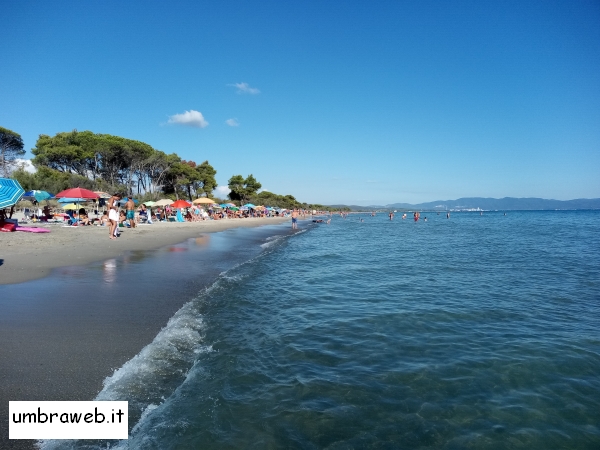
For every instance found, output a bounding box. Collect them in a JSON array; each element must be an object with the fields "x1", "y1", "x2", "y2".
[
  {"x1": 0, "y1": 178, "x2": 25, "y2": 209},
  {"x1": 243, "y1": 203, "x2": 256, "y2": 208},
  {"x1": 24, "y1": 190, "x2": 54, "y2": 202}
]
